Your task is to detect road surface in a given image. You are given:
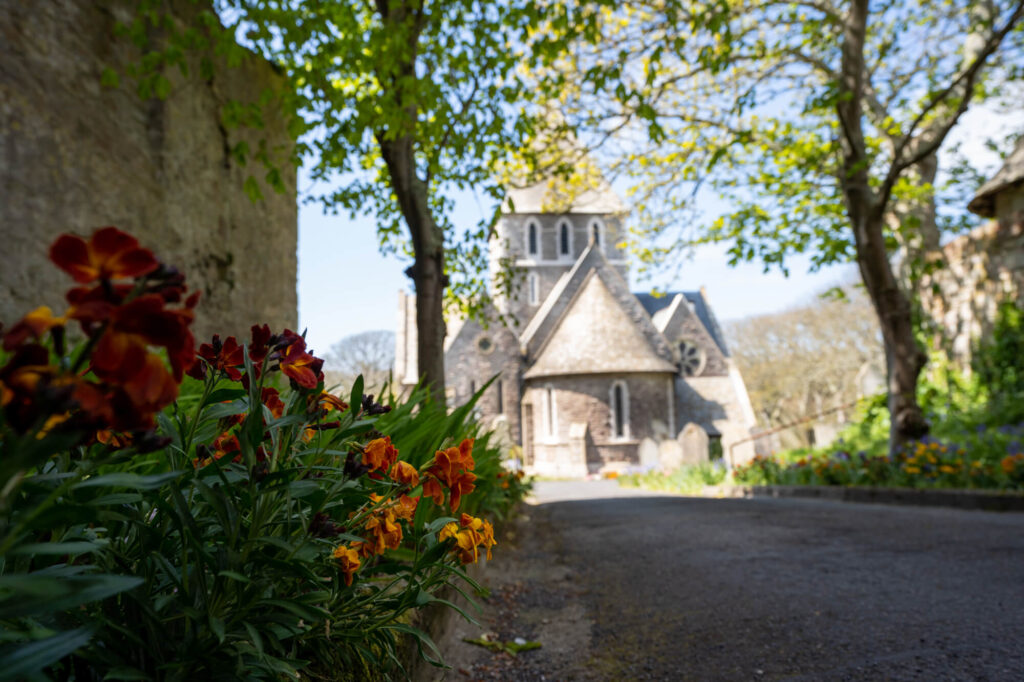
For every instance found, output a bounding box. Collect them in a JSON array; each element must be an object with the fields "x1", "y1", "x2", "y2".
[{"x1": 425, "y1": 480, "x2": 1024, "y2": 681}]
